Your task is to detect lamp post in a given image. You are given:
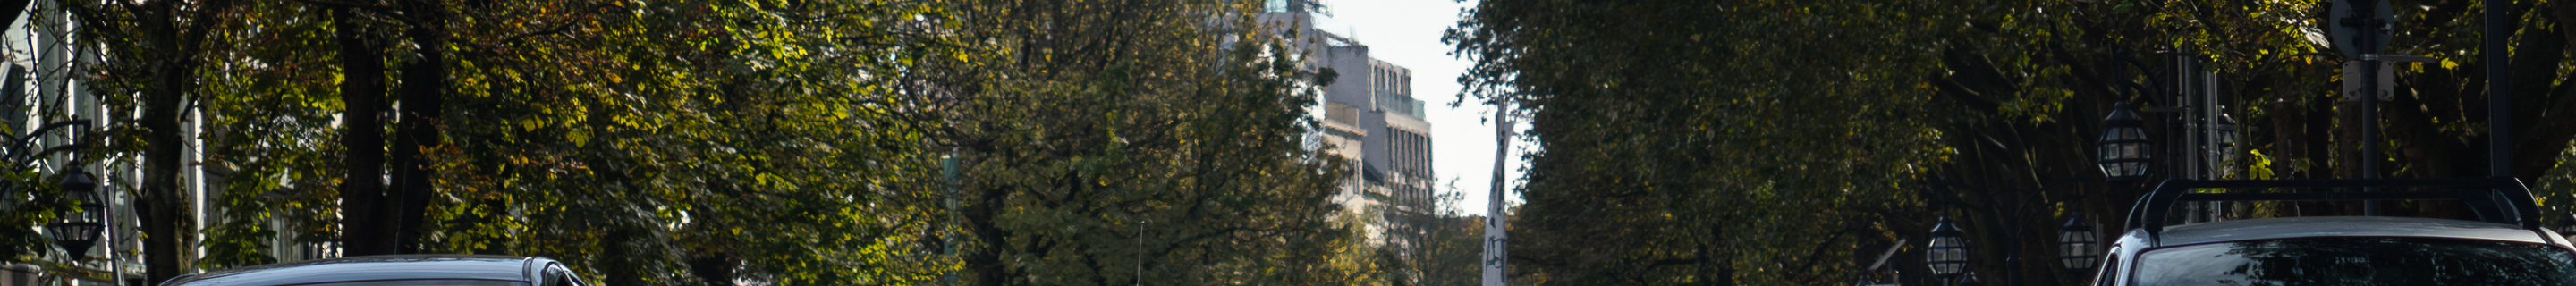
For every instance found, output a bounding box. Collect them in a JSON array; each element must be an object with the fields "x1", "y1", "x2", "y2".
[
  {"x1": 1926, "y1": 217, "x2": 1969, "y2": 285},
  {"x1": 2057, "y1": 214, "x2": 2099, "y2": 273},
  {"x1": 1897, "y1": 103, "x2": 2141, "y2": 286},
  {"x1": 1923, "y1": 187, "x2": 2099, "y2": 286},
  {"x1": 2084, "y1": 101, "x2": 2153, "y2": 282},
  {"x1": 2099, "y1": 102, "x2": 2152, "y2": 181},
  {"x1": 0, "y1": 118, "x2": 97, "y2": 284},
  {"x1": 1899, "y1": 102, "x2": 2146, "y2": 286},
  {"x1": 45, "y1": 166, "x2": 100, "y2": 259}
]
